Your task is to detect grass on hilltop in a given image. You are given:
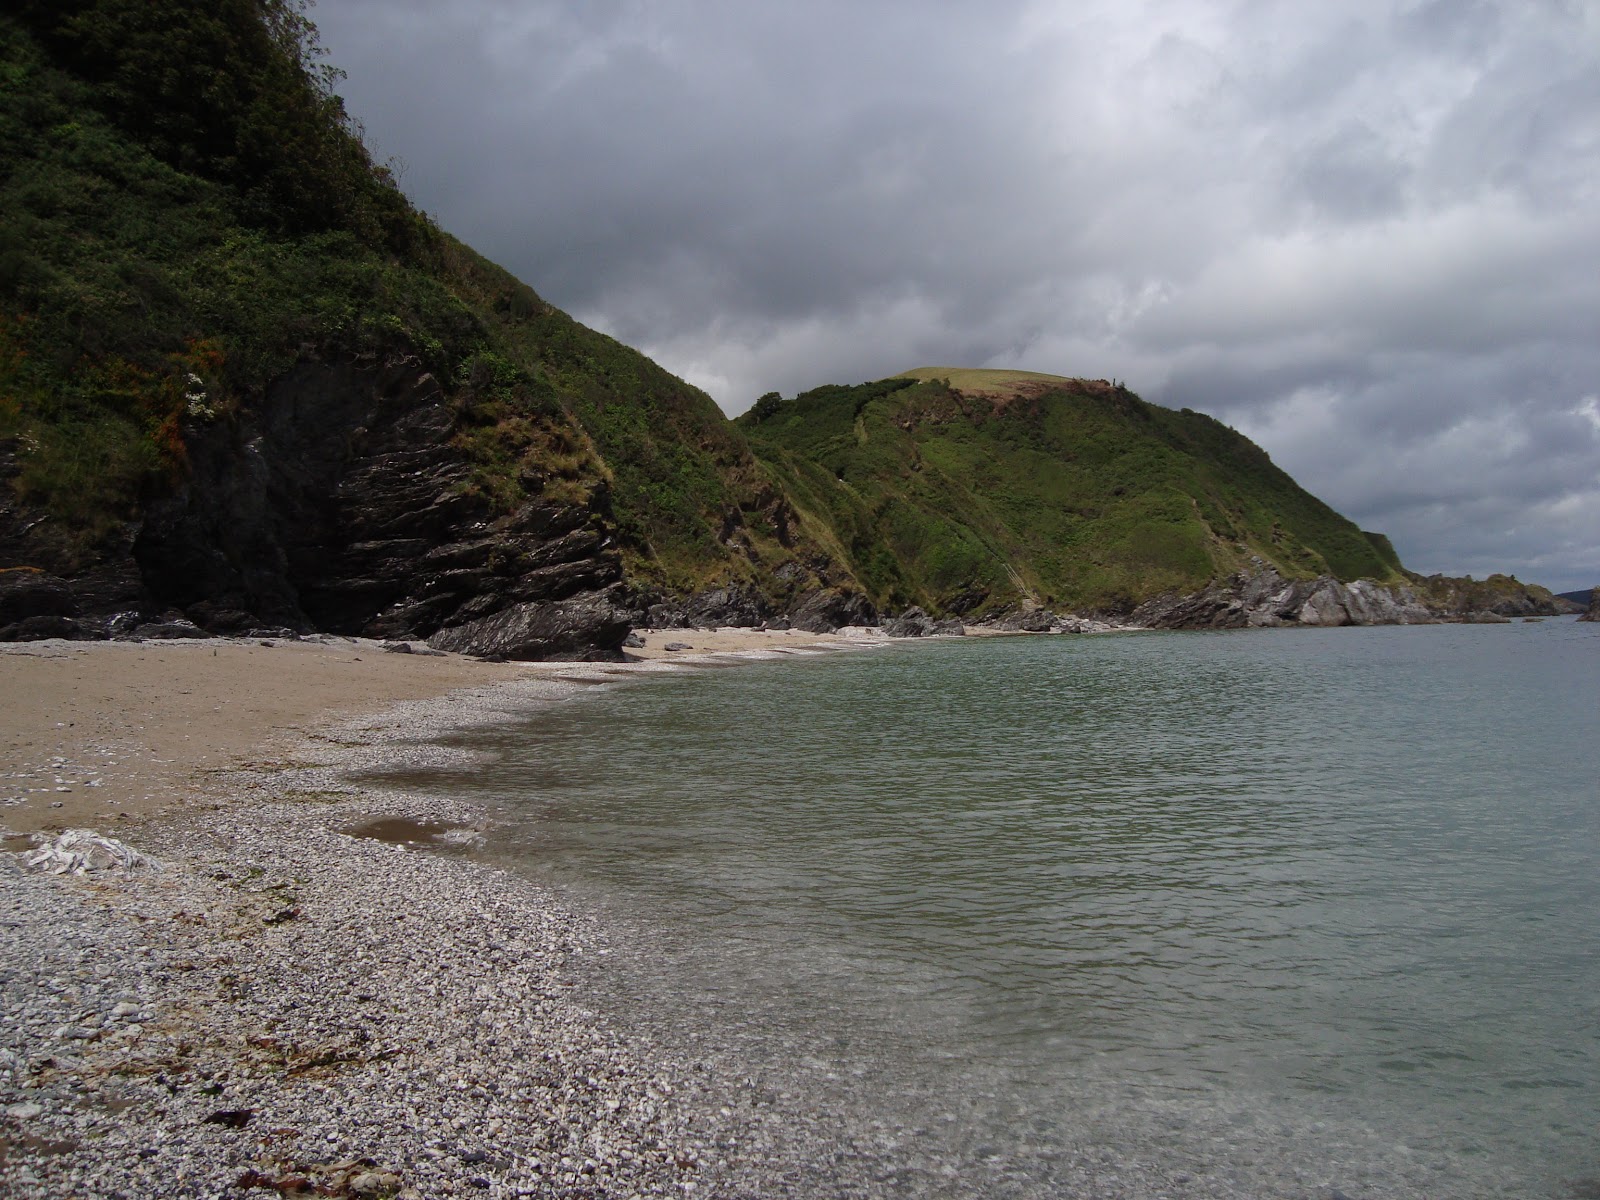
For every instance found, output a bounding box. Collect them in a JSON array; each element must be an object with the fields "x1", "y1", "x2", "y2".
[{"x1": 741, "y1": 373, "x2": 1406, "y2": 615}]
